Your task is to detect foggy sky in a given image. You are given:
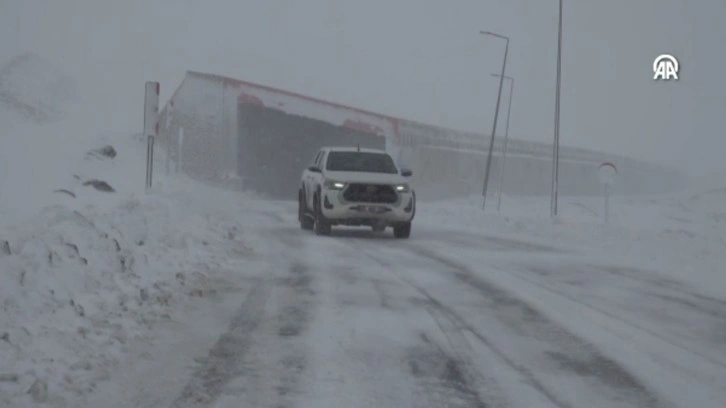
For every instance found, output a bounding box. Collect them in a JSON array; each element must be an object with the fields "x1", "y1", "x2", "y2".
[{"x1": 1, "y1": 0, "x2": 723, "y2": 179}]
